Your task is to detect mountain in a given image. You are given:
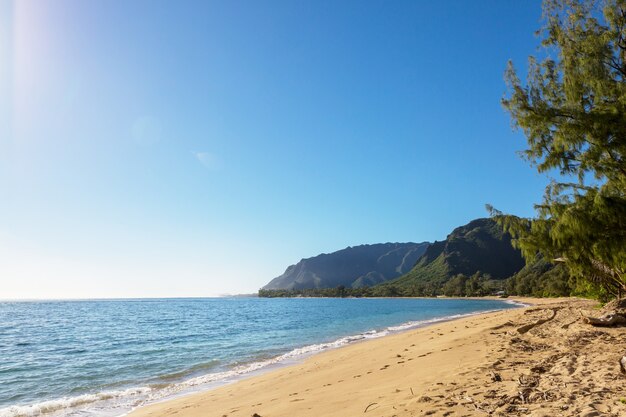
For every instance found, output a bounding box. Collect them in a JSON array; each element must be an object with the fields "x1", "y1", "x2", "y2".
[
  {"x1": 383, "y1": 218, "x2": 525, "y2": 292},
  {"x1": 262, "y1": 242, "x2": 430, "y2": 290}
]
